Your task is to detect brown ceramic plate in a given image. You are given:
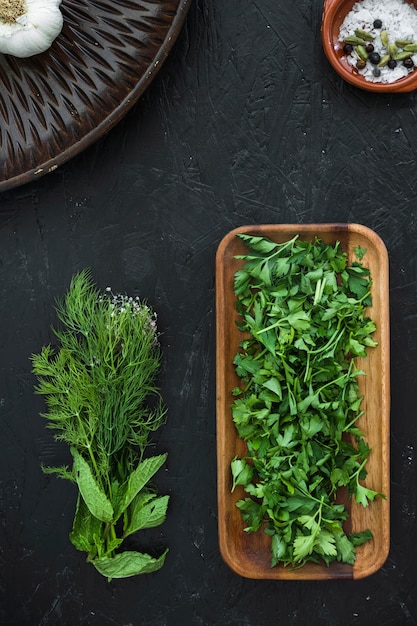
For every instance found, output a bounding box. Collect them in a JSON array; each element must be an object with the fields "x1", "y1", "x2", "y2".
[
  {"x1": 0, "y1": 0, "x2": 191, "y2": 192},
  {"x1": 216, "y1": 223, "x2": 390, "y2": 580}
]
